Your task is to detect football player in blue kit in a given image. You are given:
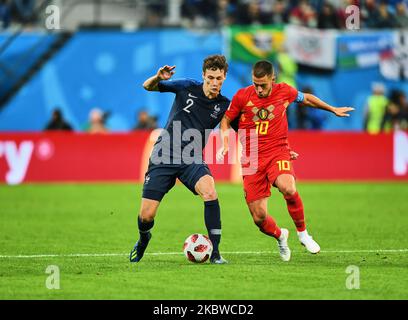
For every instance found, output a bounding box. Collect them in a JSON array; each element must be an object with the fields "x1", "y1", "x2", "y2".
[{"x1": 130, "y1": 55, "x2": 230, "y2": 264}]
